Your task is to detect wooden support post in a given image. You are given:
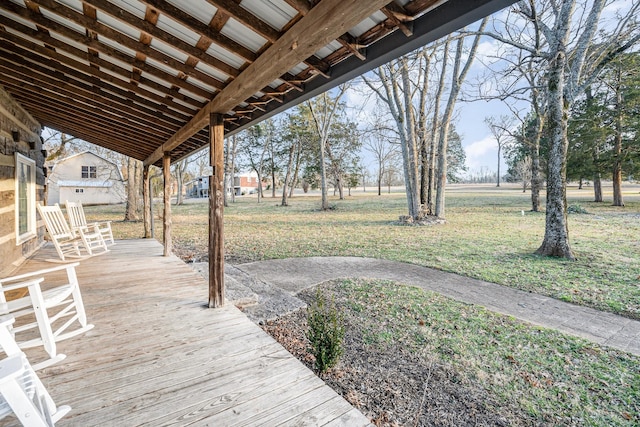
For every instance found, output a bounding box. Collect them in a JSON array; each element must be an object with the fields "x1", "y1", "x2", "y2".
[
  {"x1": 143, "y1": 164, "x2": 152, "y2": 238},
  {"x1": 163, "y1": 153, "x2": 172, "y2": 257},
  {"x1": 209, "y1": 113, "x2": 225, "y2": 308}
]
